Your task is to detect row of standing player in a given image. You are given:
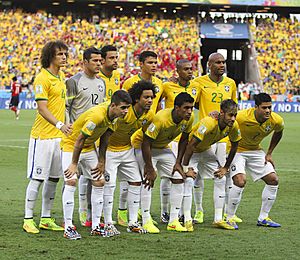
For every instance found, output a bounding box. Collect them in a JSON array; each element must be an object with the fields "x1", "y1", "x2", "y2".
[{"x1": 22, "y1": 41, "x2": 283, "y2": 240}]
